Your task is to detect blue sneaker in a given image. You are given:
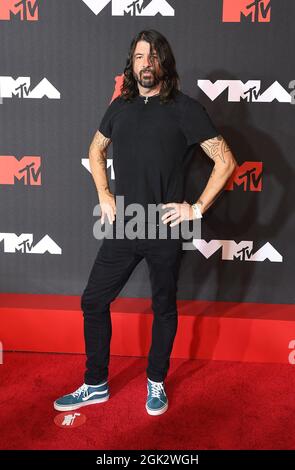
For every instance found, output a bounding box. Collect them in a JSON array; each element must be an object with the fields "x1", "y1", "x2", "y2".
[
  {"x1": 146, "y1": 378, "x2": 168, "y2": 416},
  {"x1": 54, "y1": 382, "x2": 109, "y2": 411}
]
